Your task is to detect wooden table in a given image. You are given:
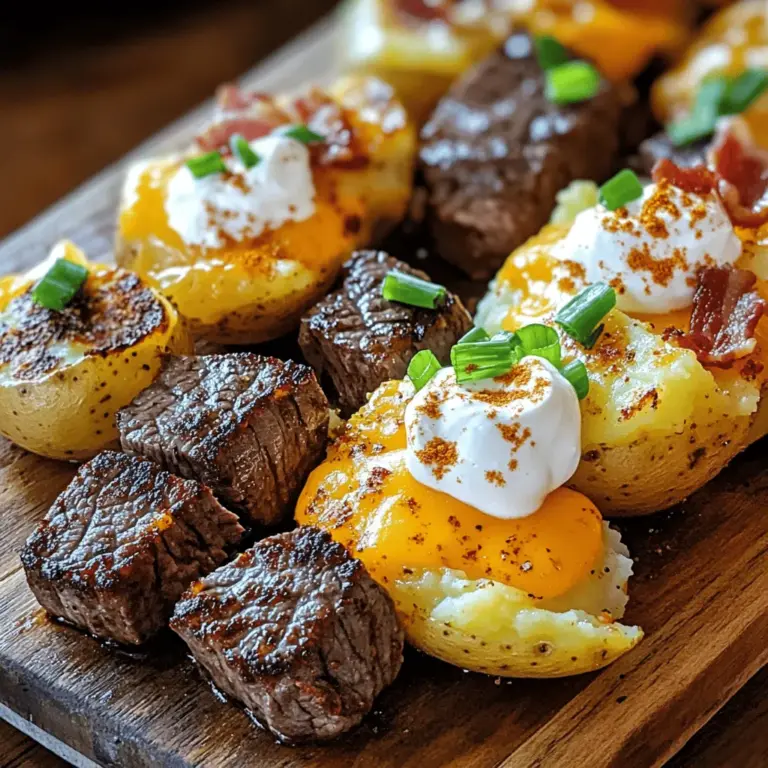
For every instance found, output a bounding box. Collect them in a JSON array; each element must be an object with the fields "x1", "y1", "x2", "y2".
[{"x1": 0, "y1": 1, "x2": 766, "y2": 765}]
